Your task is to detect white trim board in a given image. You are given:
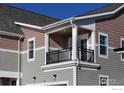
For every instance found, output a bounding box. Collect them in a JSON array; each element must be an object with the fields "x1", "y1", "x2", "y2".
[
  {"x1": 15, "y1": 22, "x2": 42, "y2": 30},
  {"x1": 26, "y1": 81, "x2": 69, "y2": 86},
  {"x1": 43, "y1": 66, "x2": 74, "y2": 72},
  {"x1": 41, "y1": 61, "x2": 77, "y2": 69},
  {"x1": 0, "y1": 71, "x2": 22, "y2": 78},
  {"x1": 0, "y1": 48, "x2": 18, "y2": 53},
  {"x1": 0, "y1": 47, "x2": 59, "y2": 54}
]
